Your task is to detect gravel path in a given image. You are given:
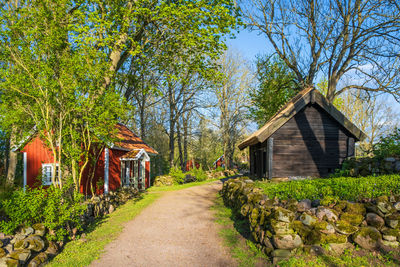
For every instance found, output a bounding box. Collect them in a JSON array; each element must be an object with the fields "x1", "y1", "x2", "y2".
[{"x1": 90, "y1": 181, "x2": 236, "y2": 267}]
